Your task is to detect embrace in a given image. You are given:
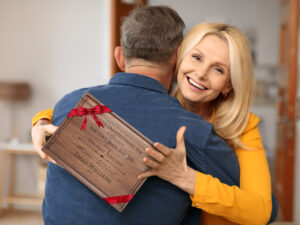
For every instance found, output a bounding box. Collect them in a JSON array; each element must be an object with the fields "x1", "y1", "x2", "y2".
[{"x1": 32, "y1": 5, "x2": 278, "y2": 225}]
